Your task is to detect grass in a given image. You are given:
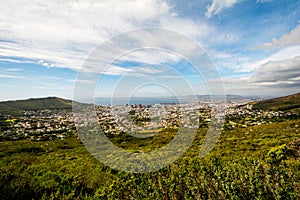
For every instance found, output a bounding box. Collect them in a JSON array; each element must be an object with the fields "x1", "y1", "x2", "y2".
[
  {"x1": 0, "y1": 118, "x2": 300, "y2": 199},
  {"x1": 0, "y1": 97, "x2": 73, "y2": 115},
  {"x1": 252, "y1": 92, "x2": 300, "y2": 113}
]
